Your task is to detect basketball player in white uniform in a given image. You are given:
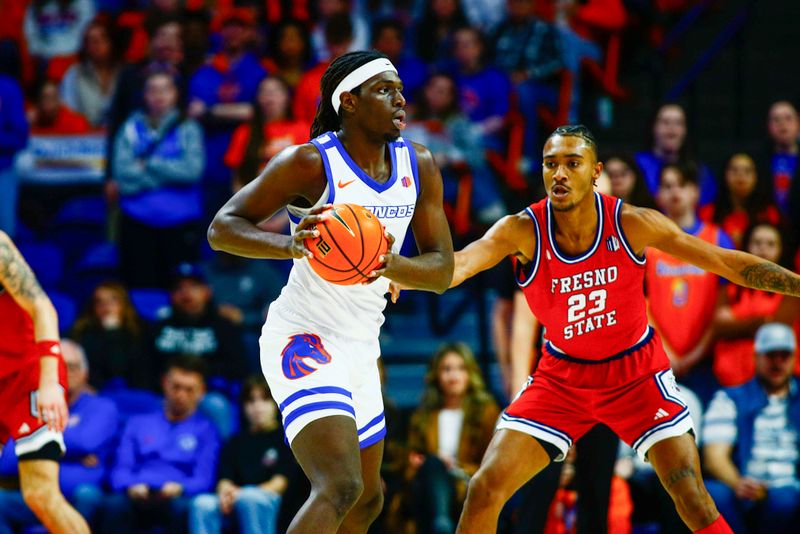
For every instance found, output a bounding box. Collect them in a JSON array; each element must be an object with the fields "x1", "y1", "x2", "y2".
[{"x1": 208, "y1": 51, "x2": 454, "y2": 533}]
